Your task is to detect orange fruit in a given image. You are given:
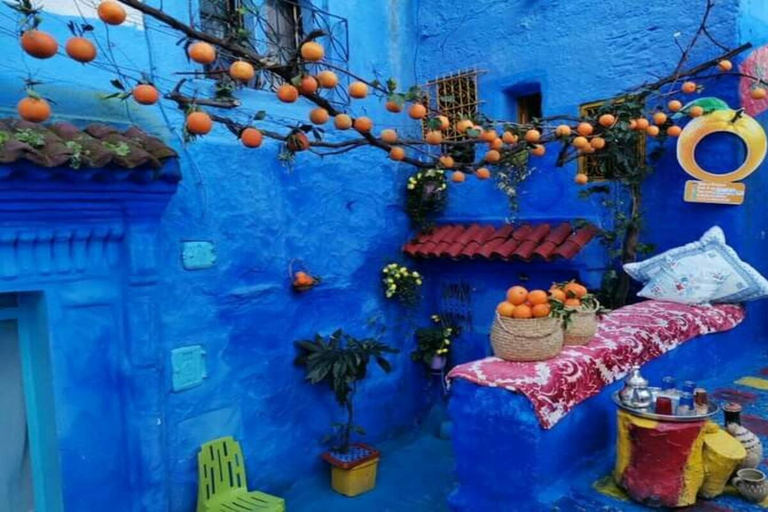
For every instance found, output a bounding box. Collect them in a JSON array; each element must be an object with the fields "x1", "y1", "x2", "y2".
[
  {"x1": 549, "y1": 288, "x2": 566, "y2": 302},
  {"x1": 718, "y1": 59, "x2": 733, "y2": 72},
  {"x1": 409, "y1": 103, "x2": 427, "y2": 119},
  {"x1": 188, "y1": 42, "x2": 216, "y2": 64},
  {"x1": 480, "y1": 130, "x2": 496, "y2": 143},
  {"x1": 389, "y1": 147, "x2": 405, "y2": 161},
  {"x1": 668, "y1": 100, "x2": 683, "y2": 112},
  {"x1": 65, "y1": 37, "x2": 96, "y2": 63},
  {"x1": 425, "y1": 130, "x2": 443, "y2": 145},
  {"x1": 240, "y1": 127, "x2": 263, "y2": 148},
  {"x1": 186, "y1": 111, "x2": 213, "y2": 135},
  {"x1": 581, "y1": 145, "x2": 595, "y2": 154},
  {"x1": 298, "y1": 75, "x2": 319, "y2": 95},
  {"x1": 590, "y1": 137, "x2": 606, "y2": 150},
  {"x1": 667, "y1": 125, "x2": 682, "y2": 137},
  {"x1": 300, "y1": 41, "x2": 324, "y2": 62},
  {"x1": 502, "y1": 131, "x2": 519, "y2": 144},
  {"x1": 564, "y1": 282, "x2": 587, "y2": 299},
  {"x1": 564, "y1": 298, "x2": 582, "y2": 308},
  {"x1": 385, "y1": 100, "x2": 402, "y2": 113},
  {"x1": 689, "y1": 106, "x2": 704, "y2": 117},
  {"x1": 456, "y1": 119, "x2": 474, "y2": 133},
  {"x1": 380, "y1": 129, "x2": 398, "y2": 144},
  {"x1": 489, "y1": 138, "x2": 503, "y2": 150},
  {"x1": 475, "y1": 167, "x2": 491, "y2": 180},
  {"x1": 530, "y1": 144, "x2": 545, "y2": 156},
  {"x1": 309, "y1": 107, "x2": 329, "y2": 124},
  {"x1": 524, "y1": 129, "x2": 541, "y2": 143},
  {"x1": 439, "y1": 155, "x2": 454, "y2": 168},
  {"x1": 532, "y1": 303, "x2": 551, "y2": 318},
  {"x1": 527, "y1": 290, "x2": 548, "y2": 305},
  {"x1": 577, "y1": 122, "x2": 594, "y2": 136},
  {"x1": 574, "y1": 173, "x2": 589, "y2": 185},
  {"x1": 598, "y1": 114, "x2": 615, "y2": 127},
  {"x1": 506, "y1": 286, "x2": 528, "y2": 305},
  {"x1": 230, "y1": 60, "x2": 255, "y2": 82},
  {"x1": 17, "y1": 97, "x2": 51, "y2": 123},
  {"x1": 348, "y1": 81, "x2": 368, "y2": 99},
  {"x1": 750, "y1": 87, "x2": 767, "y2": 100},
  {"x1": 451, "y1": 171, "x2": 466, "y2": 183},
  {"x1": 277, "y1": 83, "x2": 299, "y2": 103},
  {"x1": 485, "y1": 149, "x2": 501, "y2": 163},
  {"x1": 512, "y1": 304, "x2": 533, "y2": 319},
  {"x1": 572, "y1": 136, "x2": 589, "y2": 149},
  {"x1": 497, "y1": 301, "x2": 515, "y2": 317},
  {"x1": 287, "y1": 132, "x2": 310, "y2": 152},
  {"x1": 21, "y1": 30, "x2": 58, "y2": 59},
  {"x1": 555, "y1": 125, "x2": 572, "y2": 137},
  {"x1": 629, "y1": 119, "x2": 637, "y2": 130},
  {"x1": 97, "y1": 1, "x2": 127, "y2": 25},
  {"x1": 437, "y1": 115, "x2": 450, "y2": 130},
  {"x1": 635, "y1": 118, "x2": 650, "y2": 130},
  {"x1": 682, "y1": 81, "x2": 697, "y2": 94},
  {"x1": 354, "y1": 116, "x2": 373, "y2": 132},
  {"x1": 646, "y1": 125, "x2": 660, "y2": 137},
  {"x1": 132, "y1": 84, "x2": 159, "y2": 105},
  {"x1": 334, "y1": 114, "x2": 353, "y2": 130},
  {"x1": 316, "y1": 70, "x2": 338, "y2": 88},
  {"x1": 653, "y1": 112, "x2": 668, "y2": 125}
]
